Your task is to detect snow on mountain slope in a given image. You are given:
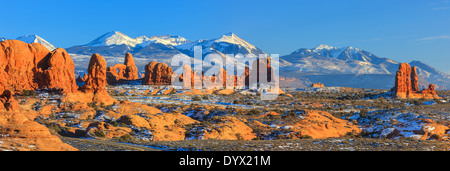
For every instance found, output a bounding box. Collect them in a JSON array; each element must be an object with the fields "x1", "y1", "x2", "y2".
[
  {"x1": 291, "y1": 44, "x2": 392, "y2": 64},
  {"x1": 86, "y1": 31, "x2": 192, "y2": 48},
  {"x1": 176, "y1": 32, "x2": 264, "y2": 56},
  {"x1": 138, "y1": 35, "x2": 191, "y2": 47},
  {"x1": 281, "y1": 44, "x2": 450, "y2": 89},
  {"x1": 86, "y1": 31, "x2": 142, "y2": 47},
  {"x1": 409, "y1": 61, "x2": 450, "y2": 89},
  {"x1": 16, "y1": 35, "x2": 57, "y2": 51},
  {"x1": 67, "y1": 31, "x2": 188, "y2": 61},
  {"x1": 282, "y1": 44, "x2": 399, "y2": 75}
]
